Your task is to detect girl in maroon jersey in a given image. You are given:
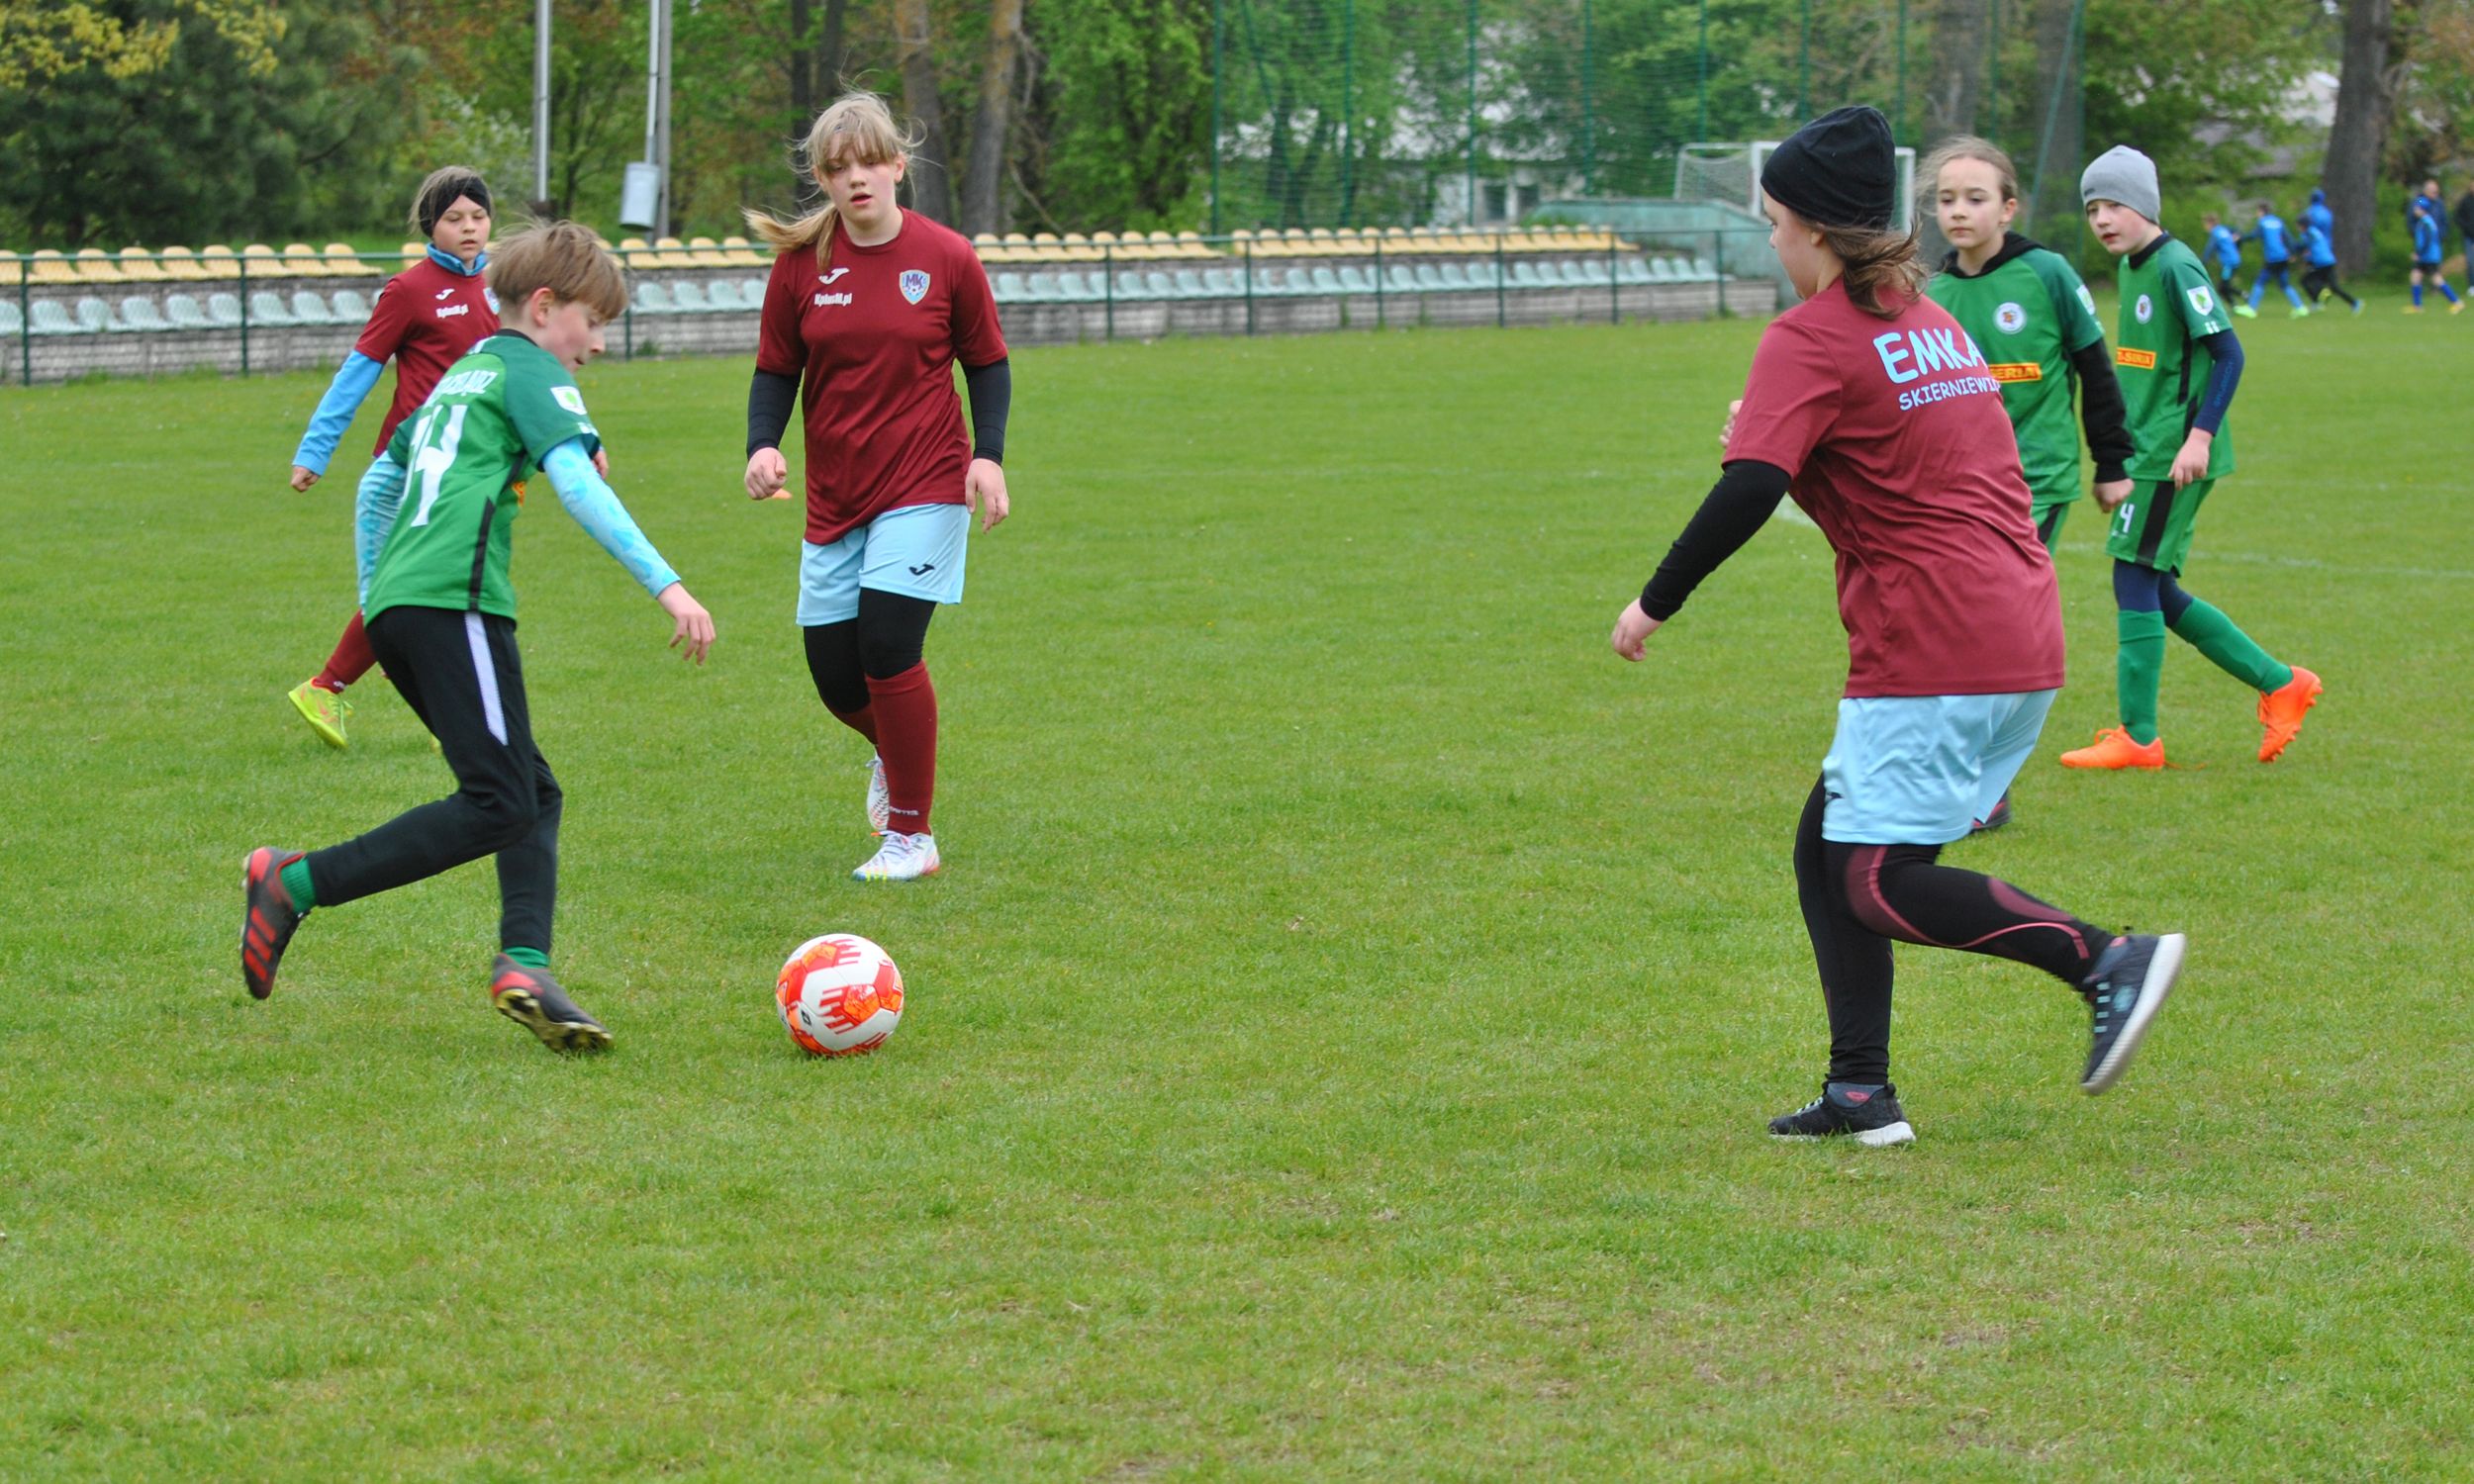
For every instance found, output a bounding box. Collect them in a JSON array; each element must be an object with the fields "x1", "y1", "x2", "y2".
[
  {"x1": 743, "y1": 93, "x2": 1013, "y2": 882},
  {"x1": 283, "y1": 167, "x2": 500, "y2": 749},
  {"x1": 1608, "y1": 107, "x2": 2184, "y2": 1144}
]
